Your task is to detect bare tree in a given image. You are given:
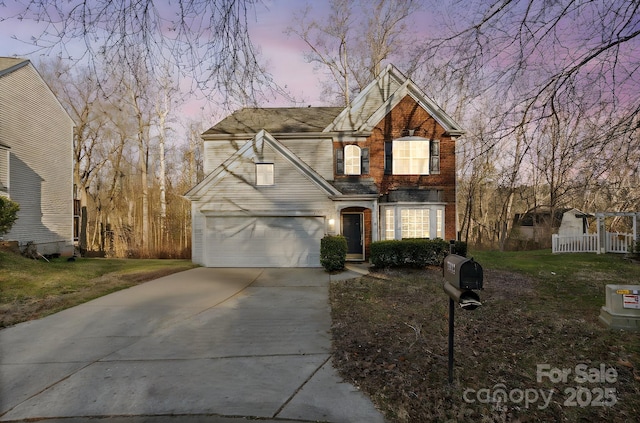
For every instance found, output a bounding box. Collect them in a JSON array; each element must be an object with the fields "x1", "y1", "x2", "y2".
[
  {"x1": 421, "y1": 0, "x2": 639, "y2": 149},
  {"x1": 4, "y1": 0, "x2": 272, "y2": 105},
  {"x1": 287, "y1": 0, "x2": 420, "y2": 106},
  {"x1": 37, "y1": 58, "x2": 114, "y2": 252},
  {"x1": 412, "y1": 0, "x2": 640, "y2": 248},
  {"x1": 152, "y1": 65, "x2": 182, "y2": 247},
  {"x1": 38, "y1": 55, "x2": 195, "y2": 257}
]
